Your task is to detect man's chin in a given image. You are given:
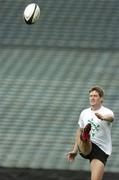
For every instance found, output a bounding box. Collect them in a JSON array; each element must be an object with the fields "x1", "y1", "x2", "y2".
[
  {"x1": 90, "y1": 104, "x2": 96, "y2": 107},
  {"x1": 90, "y1": 102, "x2": 95, "y2": 105}
]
